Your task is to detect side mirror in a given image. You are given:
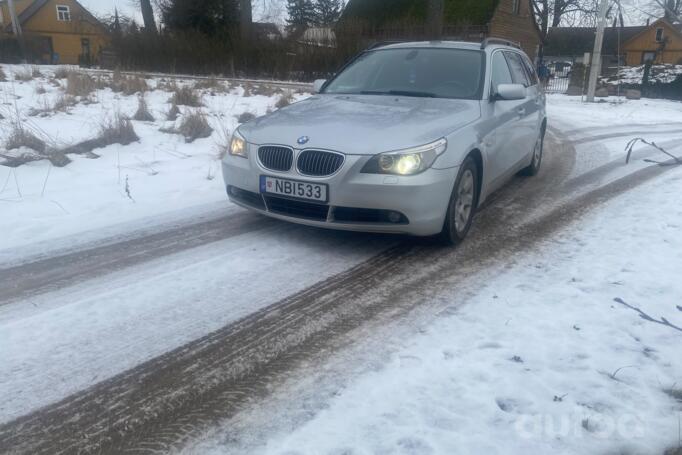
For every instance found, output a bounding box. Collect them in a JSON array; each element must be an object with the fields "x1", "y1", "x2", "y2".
[
  {"x1": 313, "y1": 79, "x2": 327, "y2": 93},
  {"x1": 495, "y1": 83, "x2": 527, "y2": 101}
]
